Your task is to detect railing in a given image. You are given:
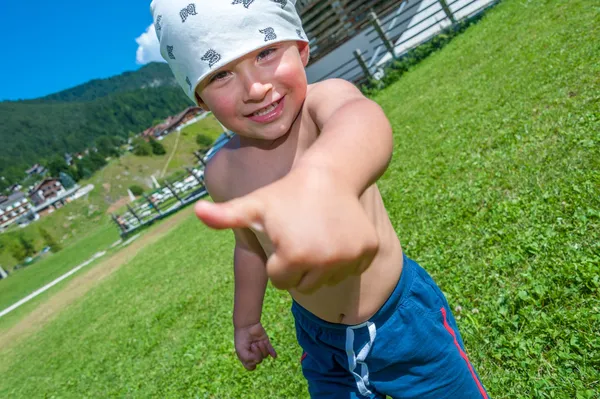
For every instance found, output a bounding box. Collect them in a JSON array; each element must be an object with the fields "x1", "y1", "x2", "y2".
[
  {"x1": 304, "y1": 0, "x2": 499, "y2": 86},
  {"x1": 111, "y1": 133, "x2": 233, "y2": 237},
  {"x1": 297, "y1": 0, "x2": 406, "y2": 63}
]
